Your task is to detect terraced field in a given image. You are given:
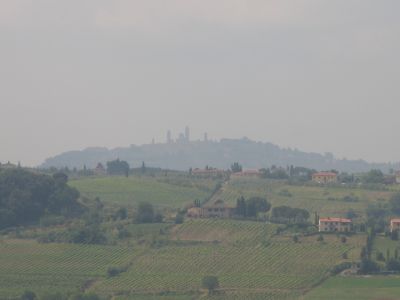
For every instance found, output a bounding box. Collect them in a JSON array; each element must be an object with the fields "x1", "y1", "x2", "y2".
[
  {"x1": 0, "y1": 239, "x2": 136, "y2": 298},
  {"x1": 210, "y1": 177, "x2": 393, "y2": 219},
  {"x1": 69, "y1": 176, "x2": 212, "y2": 208}
]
